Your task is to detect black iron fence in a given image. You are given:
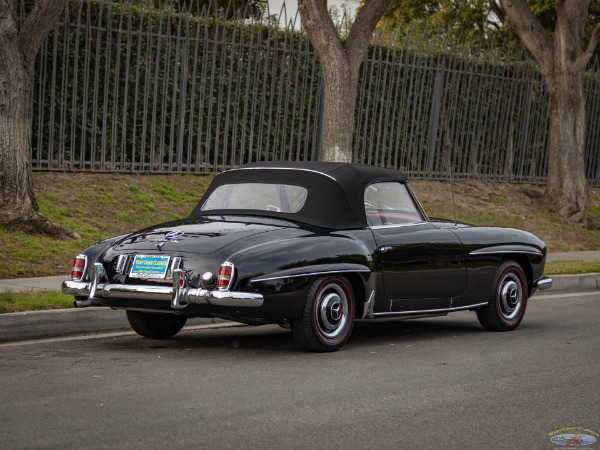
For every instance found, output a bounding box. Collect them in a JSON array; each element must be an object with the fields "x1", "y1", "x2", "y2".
[{"x1": 30, "y1": 0, "x2": 600, "y2": 184}]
